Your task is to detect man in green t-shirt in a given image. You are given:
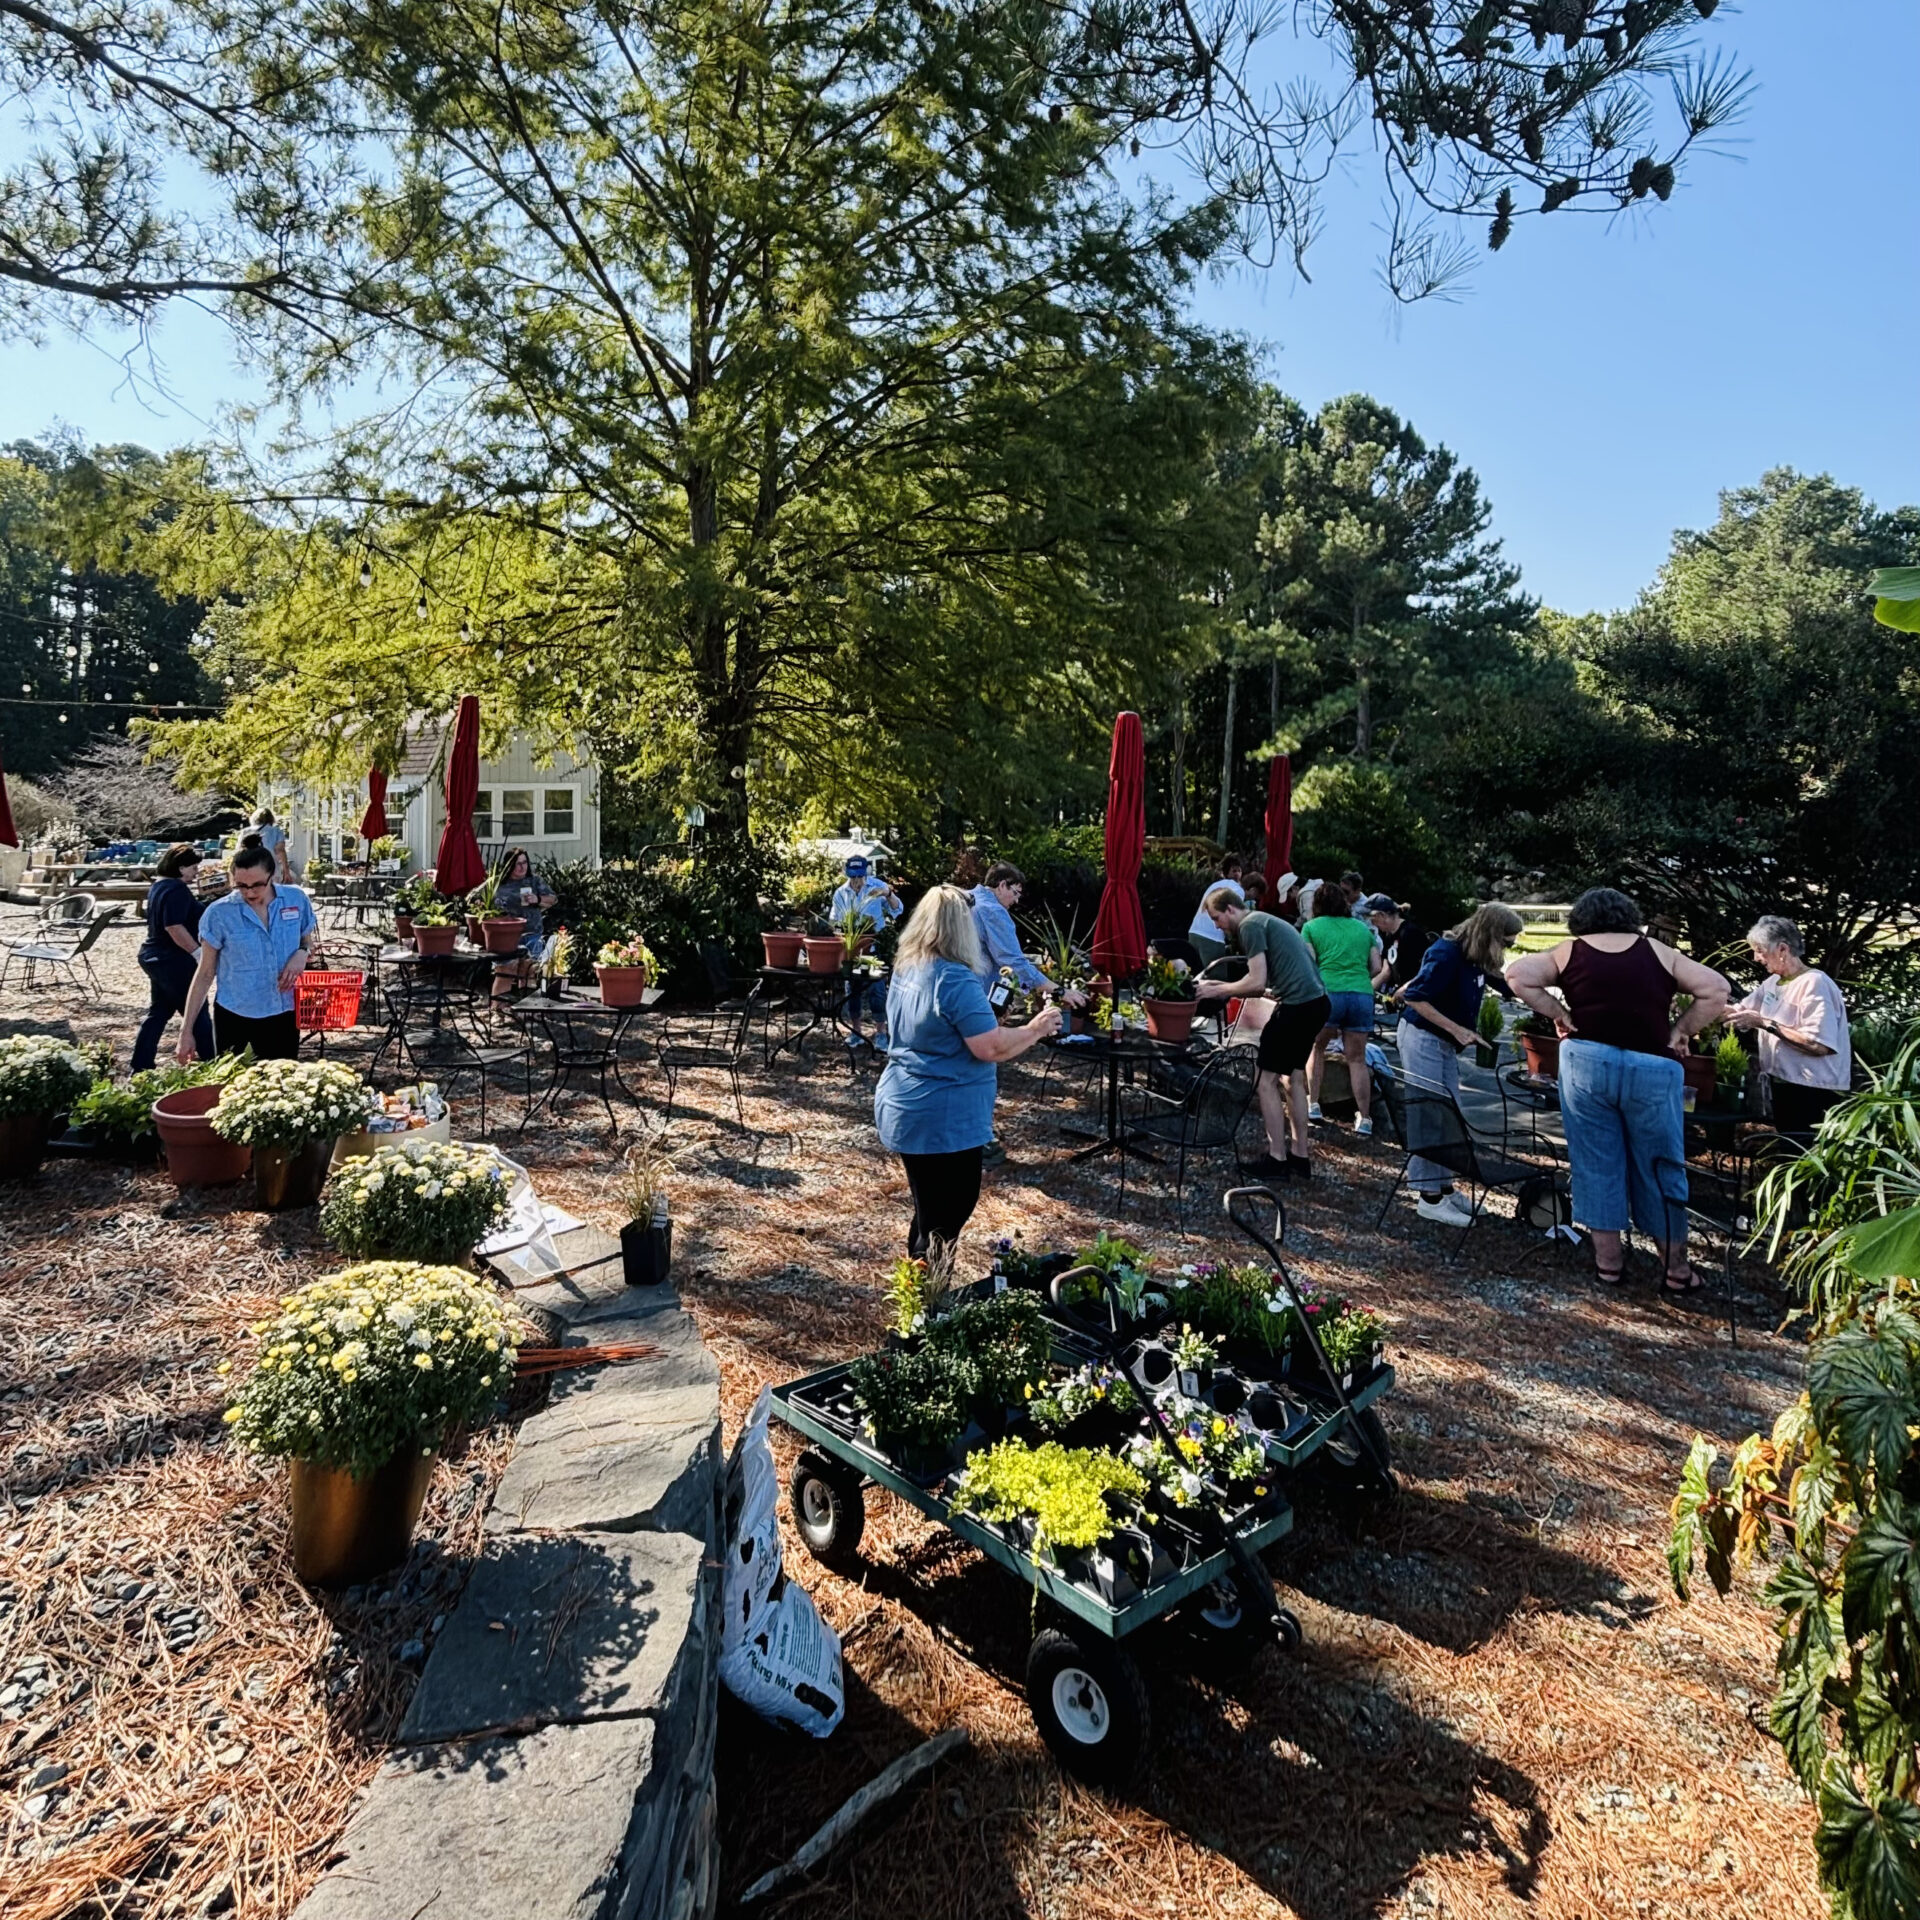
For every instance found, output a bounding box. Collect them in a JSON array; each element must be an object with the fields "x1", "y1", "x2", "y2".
[{"x1": 1192, "y1": 888, "x2": 1331, "y2": 1182}]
